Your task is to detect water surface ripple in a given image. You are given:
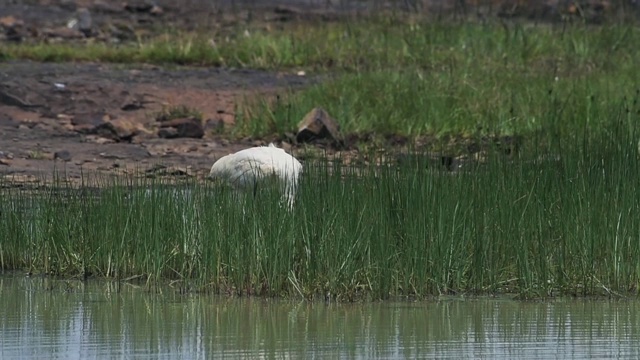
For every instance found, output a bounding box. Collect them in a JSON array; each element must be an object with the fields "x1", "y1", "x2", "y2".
[{"x1": 1, "y1": 275, "x2": 639, "y2": 359}]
